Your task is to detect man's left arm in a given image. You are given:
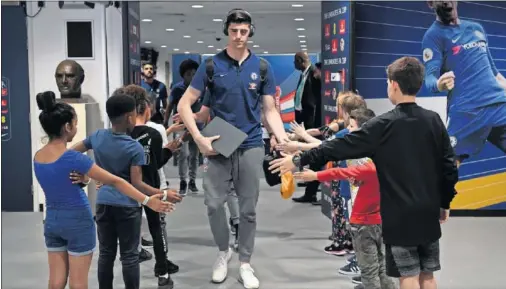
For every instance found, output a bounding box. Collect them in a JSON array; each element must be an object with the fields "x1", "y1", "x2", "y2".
[
  {"x1": 483, "y1": 27, "x2": 506, "y2": 90},
  {"x1": 262, "y1": 64, "x2": 288, "y2": 142}
]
